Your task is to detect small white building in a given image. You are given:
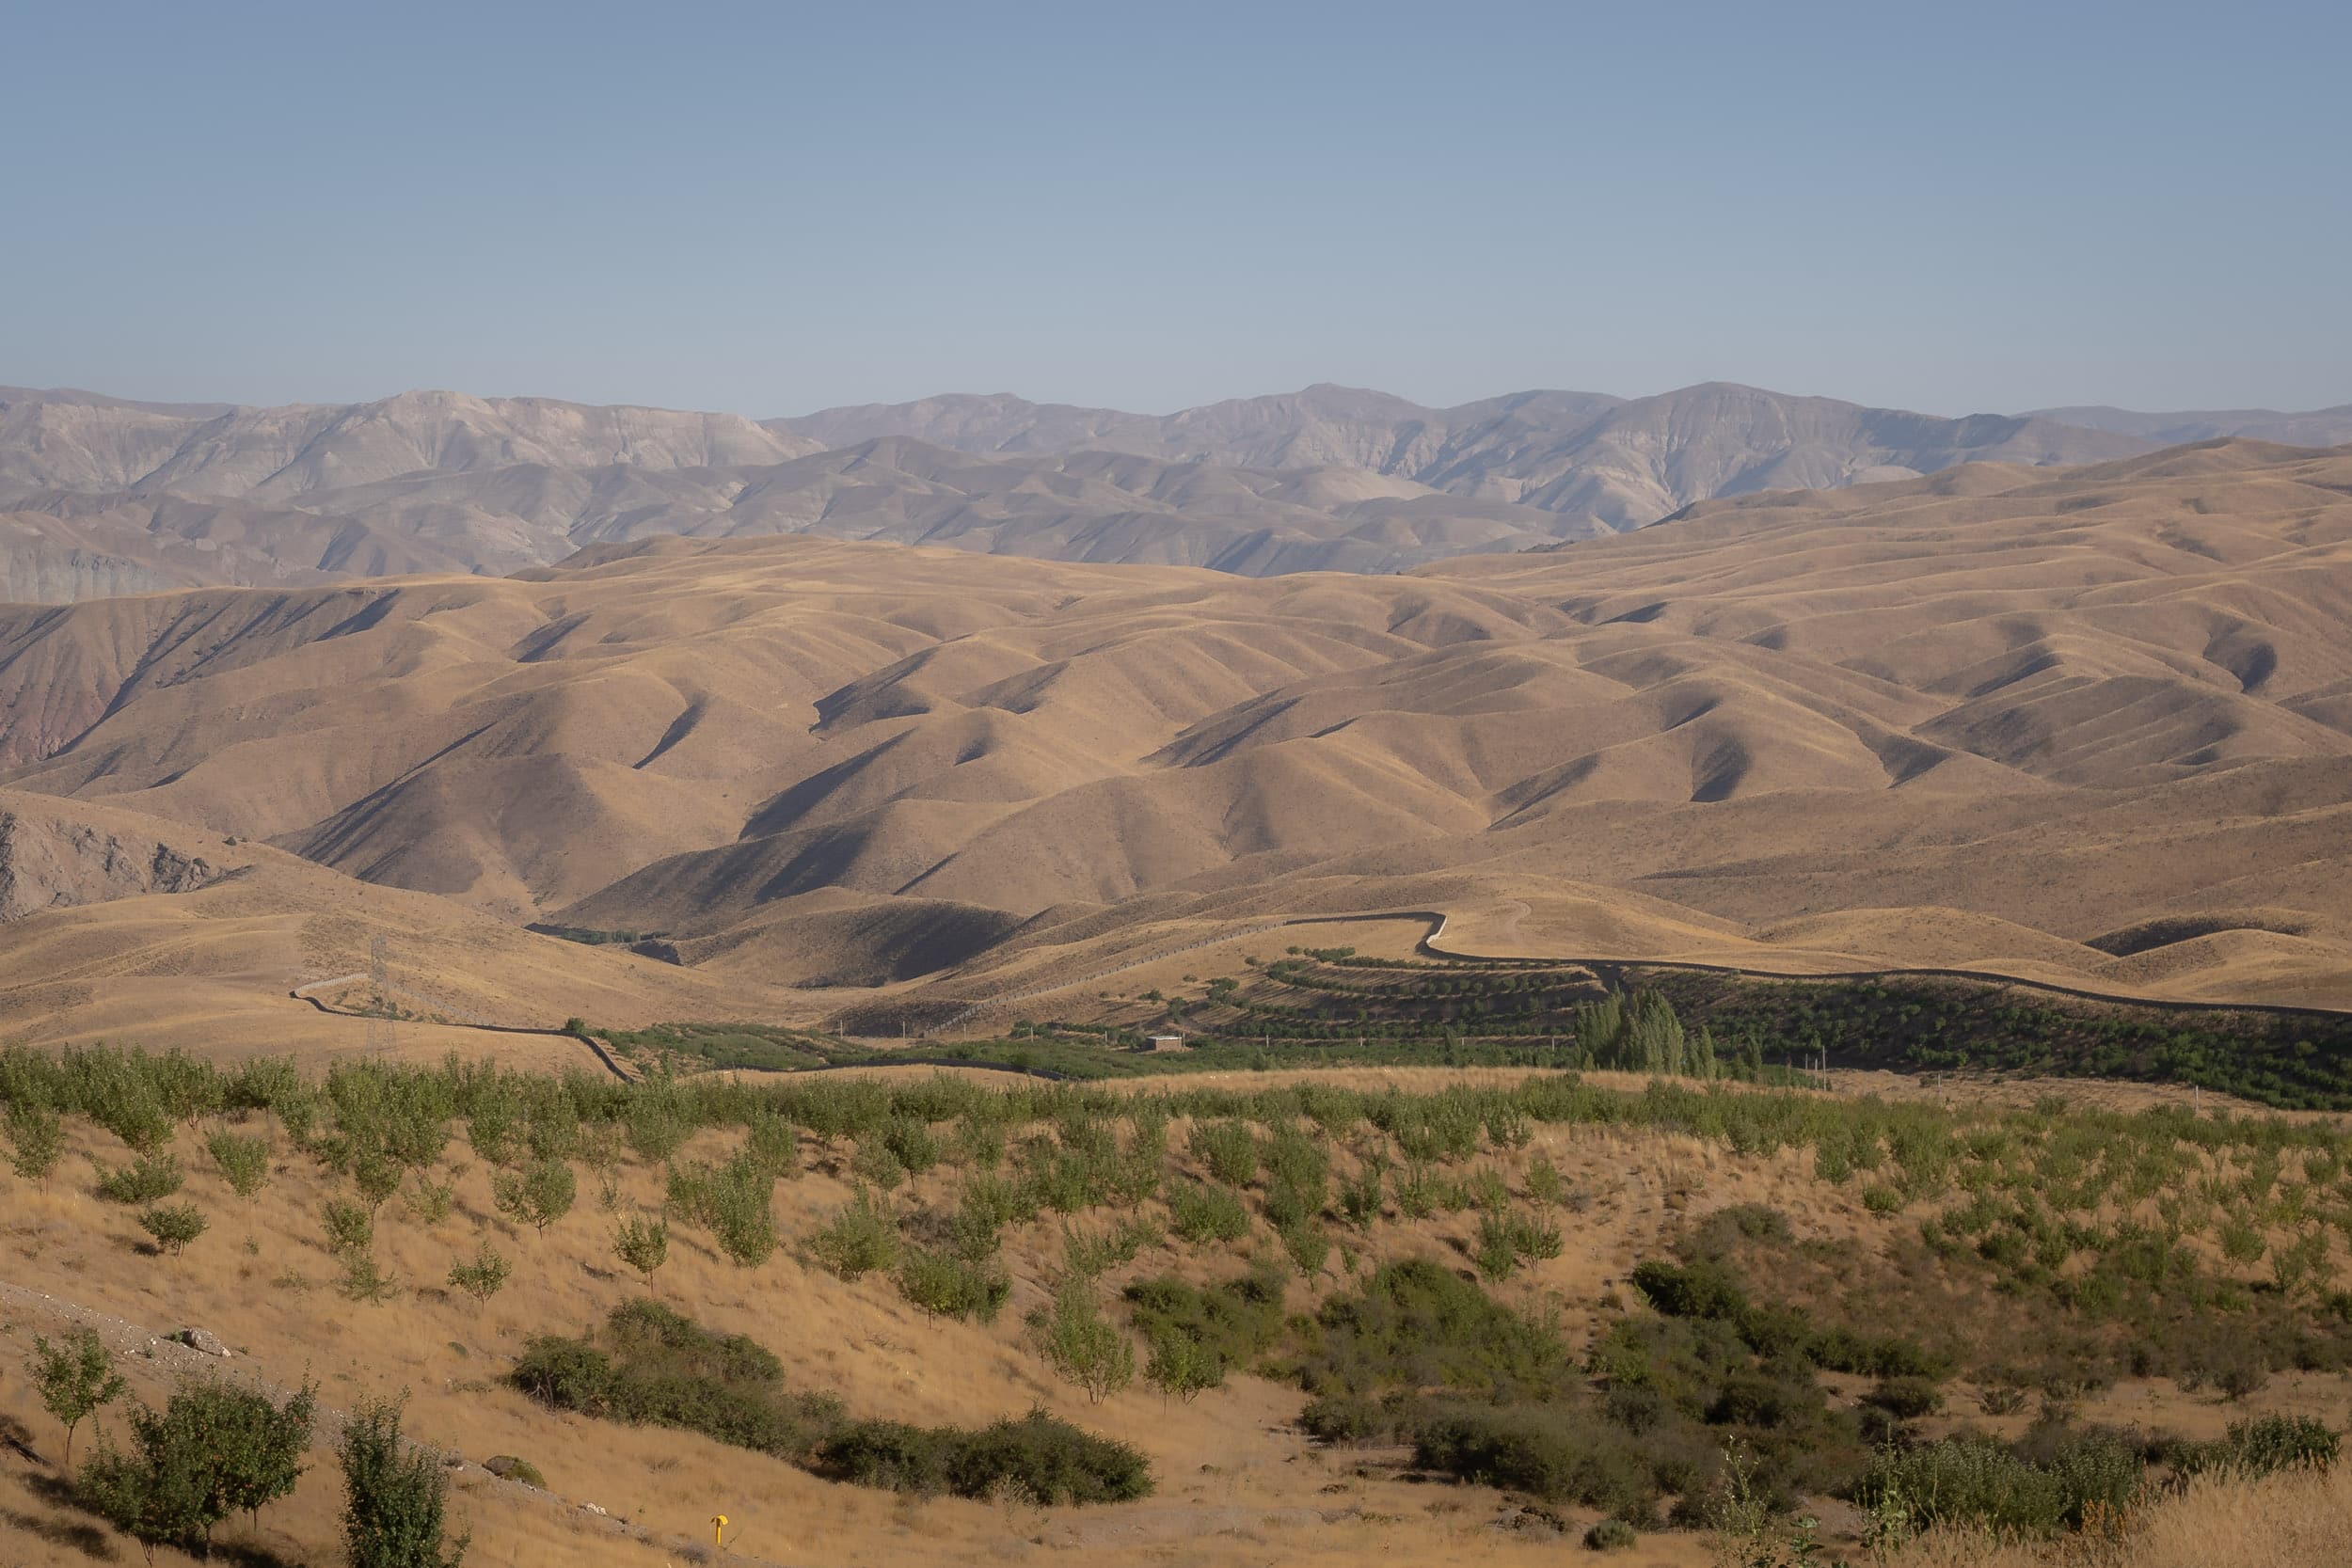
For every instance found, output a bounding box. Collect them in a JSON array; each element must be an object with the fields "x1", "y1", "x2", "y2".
[{"x1": 1144, "y1": 1032, "x2": 1188, "y2": 1053}]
